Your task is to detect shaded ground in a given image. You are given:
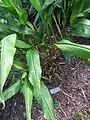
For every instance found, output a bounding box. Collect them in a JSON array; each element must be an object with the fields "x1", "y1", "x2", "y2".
[{"x1": 0, "y1": 55, "x2": 90, "y2": 120}]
